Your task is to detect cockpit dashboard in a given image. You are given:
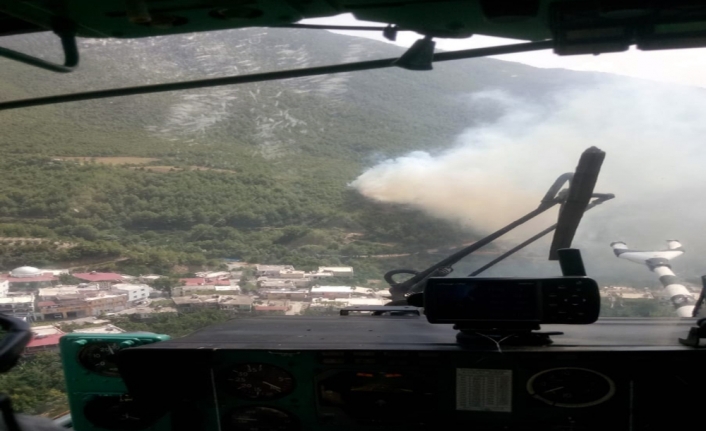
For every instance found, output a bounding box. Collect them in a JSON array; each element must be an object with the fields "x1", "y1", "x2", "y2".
[{"x1": 59, "y1": 315, "x2": 705, "y2": 431}]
